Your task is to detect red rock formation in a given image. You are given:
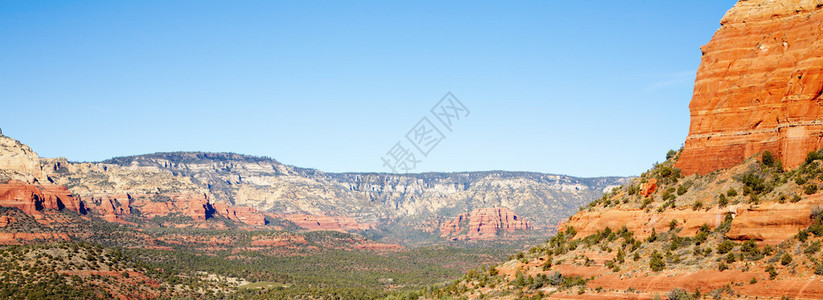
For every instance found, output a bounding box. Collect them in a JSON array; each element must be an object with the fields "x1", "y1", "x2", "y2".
[
  {"x1": 440, "y1": 207, "x2": 530, "y2": 240},
  {"x1": 249, "y1": 235, "x2": 309, "y2": 247},
  {"x1": 272, "y1": 214, "x2": 371, "y2": 231},
  {"x1": 563, "y1": 199, "x2": 823, "y2": 246},
  {"x1": 440, "y1": 213, "x2": 469, "y2": 237},
  {"x1": 0, "y1": 180, "x2": 85, "y2": 216},
  {"x1": 725, "y1": 201, "x2": 820, "y2": 245},
  {"x1": 39, "y1": 184, "x2": 85, "y2": 214},
  {"x1": 213, "y1": 203, "x2": 266, "y2": 225},
  {"x1": 80, "y1": 192, "x2": 268, "y2": 226},
  {"x1": 564, "y1": 206, "x2": 726, "y2": 240},
  {"x1": 639, "y1": 178, "x2": 657, "y2": 197},
  {"x1": 0, "y1": 232, "x2": 71, "y2": 244},
  {"x1": 84, "y1": 194, "x2": 131, "y2": 222},
  {"x1": 677, "y1": 1, "x2": 823, "y2": 175},
  {"x1": 129, "y1": 193, "x2": 212, "y2": 220},
  {"x1": 0, "y1": 216, "x2": 14, "y2": 227}
]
